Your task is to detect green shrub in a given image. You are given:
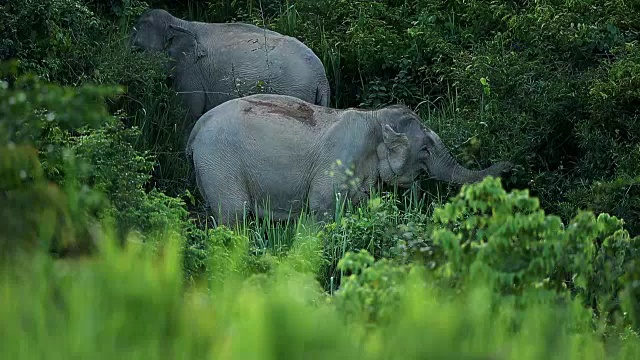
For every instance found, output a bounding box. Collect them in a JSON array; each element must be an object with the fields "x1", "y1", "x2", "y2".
[
  {"x1": 0, "y1": 60, "x2": 122, "y2": 257},
  {"x1": 41, "y1": 114, "x2": 191, "y2": 239},
  {"x1": 334, "y1": 249, "x2": 410, "y2": 325},
  {"x1": 0, "y1": 59, "x2": 211, "y2": 281},
  {"x1": 621, "y1": 257, "x2": 640, "y2": 332},
  {"x1": 0, "y1": 0, "x2": 105, "y2": 84},
  {"x1": 2, "y1": 0, "x2": 196, "y2": 197},
  {"x1": 423, "y1": 176, "x2": 640, "y2": 329},
  {"x1": 318, "y1": 192, "x2": 430, "y2": 290},
  {"x1": 206, "y1": 225, "x2": 253, "y2": 290}
]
